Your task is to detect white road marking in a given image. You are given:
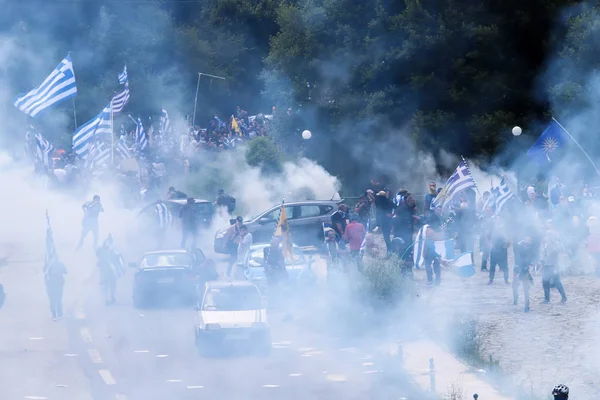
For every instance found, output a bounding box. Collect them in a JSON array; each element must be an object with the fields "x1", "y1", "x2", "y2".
[
  {"x1": 186, "y1": 386, "x2": 204, "y2": 389},
  {"x1": 64, "y1": 353, "x2": 79, "y2": 357},
  {"x1": 166, "y1": 379, "x2": 182, "y2": 383},
  {"x1": 272, "y1": 341, "x2": 292, "y2": 345},
  {"x1": 24, "y1": 397, "x2": 47, "y2": 399},
  {"x1": 54, "y1": 384, "x2": 68, "y2": 388},
  {"x1": 364, "y1": 370, "x2": 381, "y2": 374},
  {"x1": 133, "y1": 350, "x2": 149, "y2": 353},
  {"x1": 289, "y1": 373, "x2": 302, "y2": 377},
  {"x1": 98, "y1": 369, "x2": 116, "y2": 385},
  {"x1": 339, "y1": 347, "x2": 357, "y2": 352},
  {"x1": 325, "y1": 374, "x2": 347, "y2": 382},
  {"x1": 115, "y1": 394, "x2": 129, "y2": 400},
  {"x1": 139, "y1": 314, "x2": 145, "y2": 317},
  {"x1": 262, "y1": 385, "x2": 280, "y2": 388},
  {"x1": 87, "y1": 349, "x2": 103, "y2": 364},
  {"x1": 156, "y1": 354, "x2": 169, "y2": 358},
  {"x1": 272, "y1": 345, "x2": 289, "y2": 349},
  {"x1": 301, "y1": 354, "x2": 312, "y2": 357},
  {"x1": 28, "y1": 337, "x2": 44, "y2": 340},
  {"x1": 361, "y1": 362, "x2": 374, "y2": 366},
  {"x1": 80, "y1": 327, "x2": 93, "y2": 343}
]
